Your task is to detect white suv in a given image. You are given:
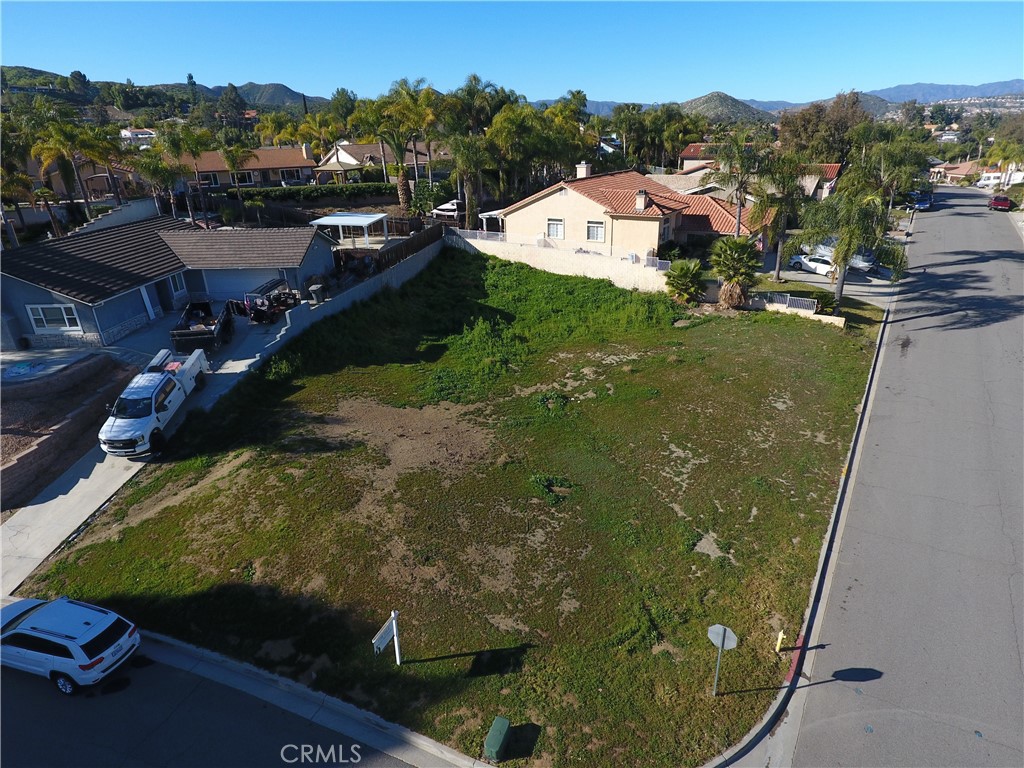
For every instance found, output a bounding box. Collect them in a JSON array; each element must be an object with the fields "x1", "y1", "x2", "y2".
[{"x1": 0, "y1": 597, "x2": 141, "y2": 695}]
